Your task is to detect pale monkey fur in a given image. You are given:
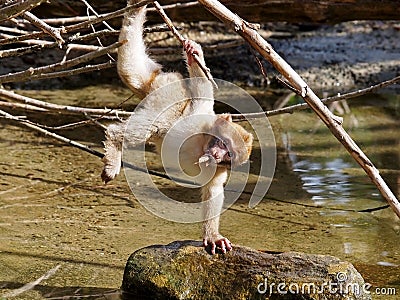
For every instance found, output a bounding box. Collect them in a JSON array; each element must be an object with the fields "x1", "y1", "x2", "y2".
[{"x1": 102, "y1": 3, "x2": 253, "y2": 253}]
